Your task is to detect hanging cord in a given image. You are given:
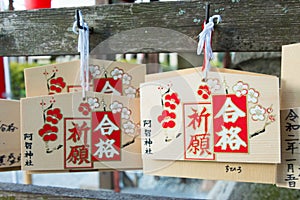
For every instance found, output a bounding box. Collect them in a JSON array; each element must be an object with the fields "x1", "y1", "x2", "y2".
[
  {"x1": 197, "y1": 15, "x2": 221, "y2": 81},
  {"x1": 73, "y1": 10, "x2": 90, "y2": 100}
]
